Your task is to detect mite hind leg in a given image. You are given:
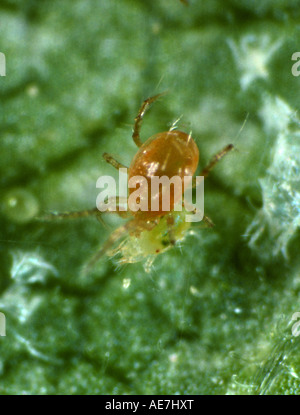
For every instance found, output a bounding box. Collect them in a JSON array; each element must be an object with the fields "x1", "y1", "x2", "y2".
[
  {"x1": 82, "y1": 221, "x2": 132, "y2": 274},
  {"x1": 82, "y1": 218, "x2": 156, "y2": 274},
  {"x1": 182, "y1": 198, "x2": 214, "y2": 227},
  {"x1": 202, "y1": 215, "x2": 214, "y2": 228}
]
